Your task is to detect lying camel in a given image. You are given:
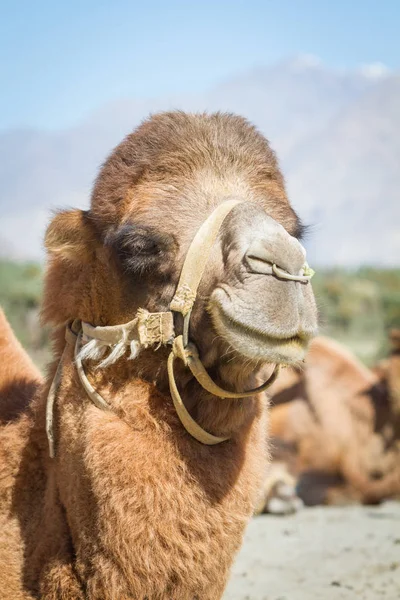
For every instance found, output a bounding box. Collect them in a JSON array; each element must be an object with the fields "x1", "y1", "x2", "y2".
[
  {"x1": 258, "y1": 334, "x2": 400, "y2": 510},
  {"x1": 373, "y1": 329, "x2": 400, "y2": 427},
  {"x1": 0, "y1": 111, "x2": 317, "y2": 599}
]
